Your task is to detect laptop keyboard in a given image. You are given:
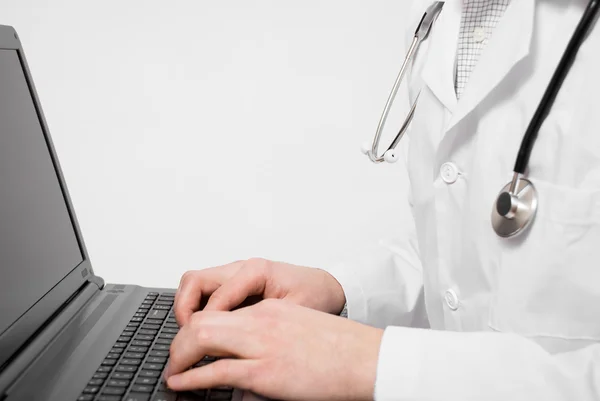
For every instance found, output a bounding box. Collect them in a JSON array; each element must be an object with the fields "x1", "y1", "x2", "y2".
[{"x1": 76, "y1": 292, "x2": 234, "y2": 401}]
